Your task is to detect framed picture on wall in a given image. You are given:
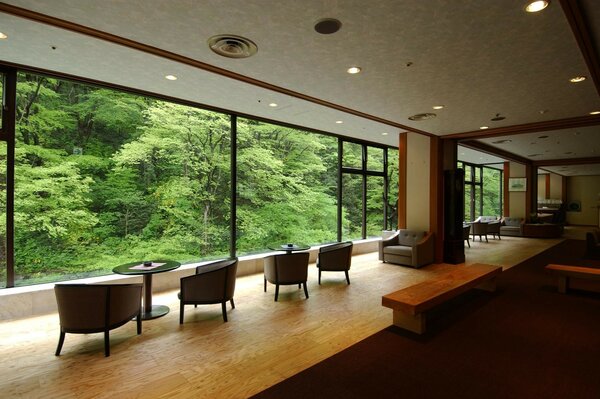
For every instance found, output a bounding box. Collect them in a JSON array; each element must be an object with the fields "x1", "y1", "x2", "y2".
[{"x1": 508, "y1": 177, "x2": 527, "y2": 192}]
